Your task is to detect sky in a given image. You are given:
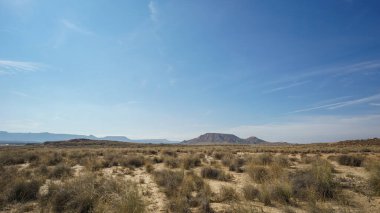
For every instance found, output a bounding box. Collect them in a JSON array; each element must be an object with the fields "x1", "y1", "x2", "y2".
[{"x1": 1, "y1": 0, "x2": 380, "y2": 143}]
